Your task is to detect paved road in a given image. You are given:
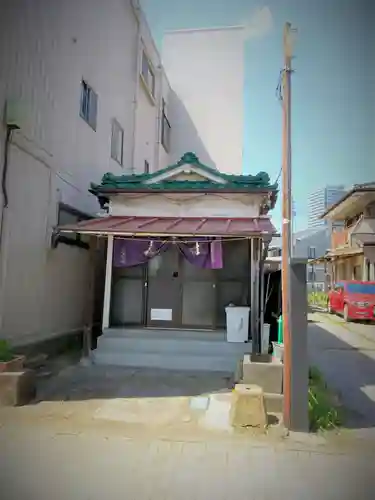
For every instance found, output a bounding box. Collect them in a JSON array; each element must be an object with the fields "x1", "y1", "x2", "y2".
[
  {"x1": 1, "y1": 425, "x2": 375, "y2": 500},
  {"x1": 308, "y1": 312, "x2": 375, "y2": 431}
]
